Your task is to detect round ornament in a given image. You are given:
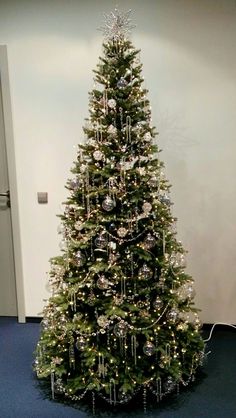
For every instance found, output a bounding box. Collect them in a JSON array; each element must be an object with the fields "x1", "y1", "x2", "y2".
[
  {"x1": 68, "y1": 178, "x2": 80, "y2": 190},
  {"x1": 160, "y1": 170, "x2": 165, "y2": 180},
  {"x1": 75, "y1": 336, "x2": 86, "y2": 351},
  {"x1": 160, "y1": 193, "x2": 171, "y2": 206},
  {"x1": 169, "y1": 253, "x2": 177, "y2": 267},
  {"x1": 80, "y1": 164, "x2": 87, "y2": 173},
  {"x1": 178, "y1": 282, "x2": 196, "y2": 301},
  {"x1": 59, "y1": 240, "x2": 68, "y2": 251},
  {"x1": 117, "y1": 77, "x2": 128, "y2": 89},
  {"x1": 142, "y1": 202, "x2": 152, "y2": 213},
  {"x1": 41, "y1": 318, "x2": 49, "y2": 330},
  {"x1": 143, "y1": 341, "x2": 155, "y2": 356},
  {"x1": 59, "y1": 315, "x2": 68, "y2": 328},
  {"x1": 102, "y1": 196, "x2": 116, "y2": 212},
  {"x1": 93, "y1": 150, "x2": 104, "y2": 161},
  {"x1": 117, "y1": 227, "x2": 128, "y2": 238},
  {"x1": 170, "y1": 253, "x2": 186, "y2": 269},
  {"x1": 108, "y1": 99, "x2": 117, "y2": 109},
  {"x1": 149, "y1": 176, "x2": 158, "y2": 188},
  {"x1": 185, "y1": 282, "x2": 196, "y2": 299},
  {"x1": 144, "y1": 233, "x2": 156, "y2": 249},
  {"x1": 180, "y1": 311, "x2": 202, "y2": 329},
  {"x1": 74, "y1": 250, "x2": 85, "y2": 267},
  {"x1": 97, "y1": 315, "x2": 110, "y2": 328},
  {"x1": 108, "y1": 222, "x2": 116, "y2": 232},
  {"x1": 177, "y1": 253, "x2": 186, "y2": 268},
  {"x1": 139, "y1": 263, "x2": 153, "y2": 280},
  {"x1": 138, "y1": 167, "x2": 146, "y2": 176},
  {"x1": 114, "y1": 321, "x2": 128, "y2": 337},
  {"x1": 153, "y1": 296, "x2": 163, "y2": 310},
  {"x1": 107, "y1": 124, "x2": 117, "y2": 135},
  {"x1": 74, "y1": 220, "x2": 83, "y2": 231},
  {"x1": 97, "y1": 275, "x2": 109, "y2": 290},
  {"x1": 167, "y1": 307, "x2": 179, "y2": 323},
  {"x1": 95, "y1": 234, "x2": 107, "y2": 248},
  {"x1": 144, "y1": 132, "x2": 152, "y2": 142}
]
